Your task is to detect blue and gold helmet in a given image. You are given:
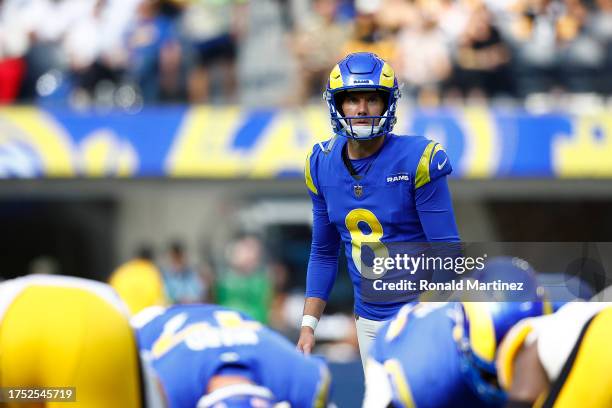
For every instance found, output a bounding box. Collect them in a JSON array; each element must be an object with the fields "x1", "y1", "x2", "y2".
[
  {"x1": 324, "y1": 52, "x2": 401, "y2": 140},
  {"x1": 453, "y1": 257, "x2": 551, "y2": 404}
]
